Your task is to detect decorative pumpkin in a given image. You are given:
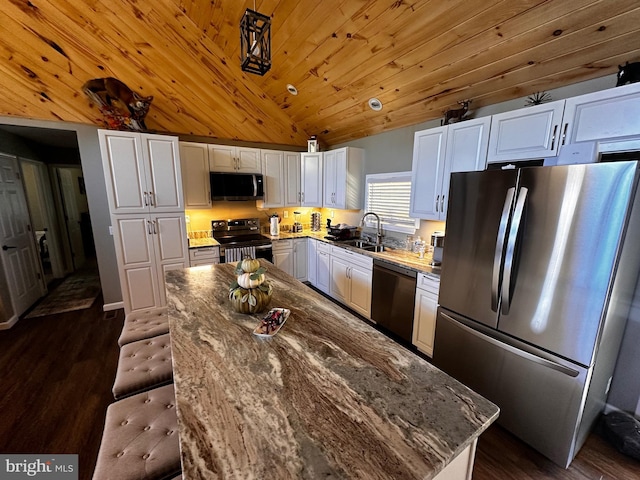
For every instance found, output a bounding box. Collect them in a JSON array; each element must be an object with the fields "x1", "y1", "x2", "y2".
[
  {"x1": 240, "y1": 257, "x2": 260, "y2": 274},
  {"x1": 228, "y1": 283, "x2": 272, "y2": 314},
  {"x1": 237, "y1": 272, "x2": 265, "y2": 289}
]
